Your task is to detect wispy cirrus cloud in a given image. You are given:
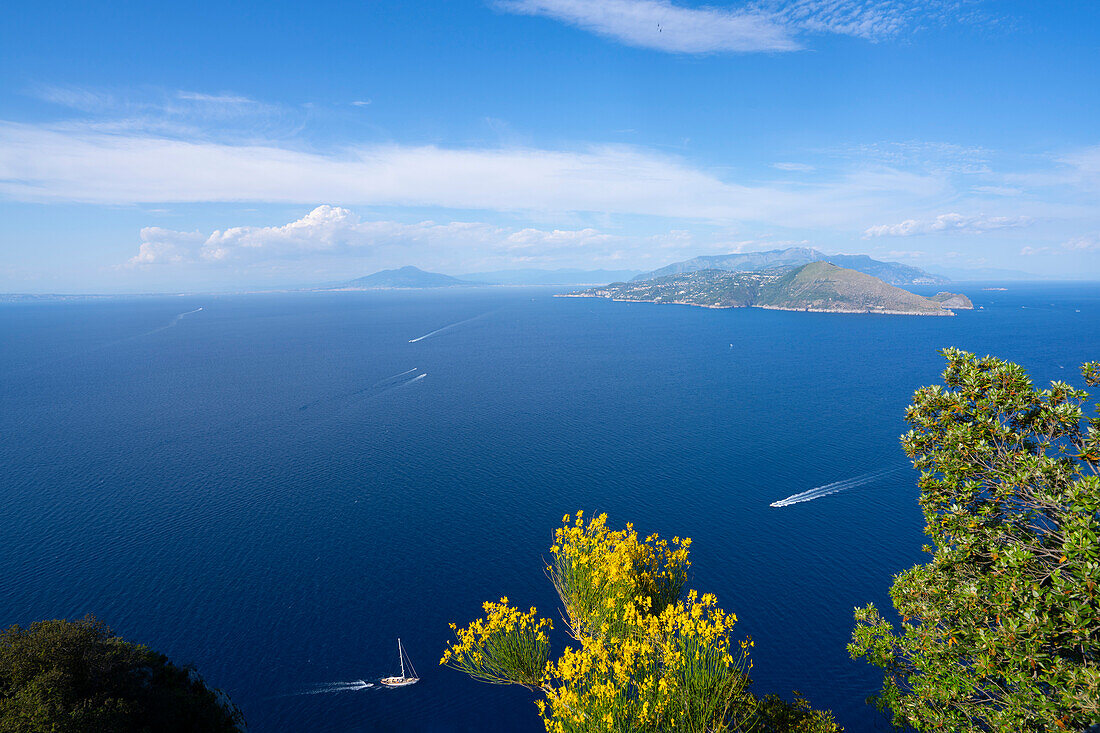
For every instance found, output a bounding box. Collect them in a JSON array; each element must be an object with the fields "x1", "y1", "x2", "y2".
[
  {"x1": 772, "y1": 161, "x2": 815, "y2": 172},
  {"x1": 0, "y1": 121, "x2": 948, "y2": 227},
  {"x1": 496, "y1": 0, "x2": 797, "y2": 53},
  {"x1": 757, "y1": 0, "x2": 961, "y2": 41},
  {"x1": 26, "y1": 85, "x2": 295, "y2": 140},
  {"x1": 34, "y1": 85, "x2": 273, "y2": 117},
  {"x1": 1064, "y1": 233, "x2": 1100, "y2": 251},
  {"x1": 864, "y1": 213, "x2": 1033, "y2": 238},
  {"x1": 497, "y1": 0, "x2": 988, "y2": 54}
]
